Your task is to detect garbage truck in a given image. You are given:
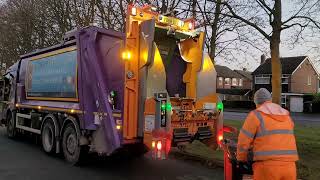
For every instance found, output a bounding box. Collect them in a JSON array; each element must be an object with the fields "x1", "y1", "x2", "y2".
[{"x1": 0, "y1": 4, "x2": 224, "y2": 163}]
